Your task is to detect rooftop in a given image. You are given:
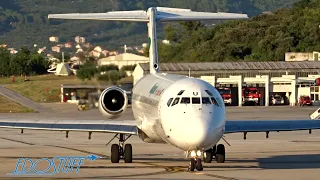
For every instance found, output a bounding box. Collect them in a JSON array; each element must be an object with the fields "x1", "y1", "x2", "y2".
[{"x1": 139, "y1": 61, "x2": 320, "y2": 71}]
